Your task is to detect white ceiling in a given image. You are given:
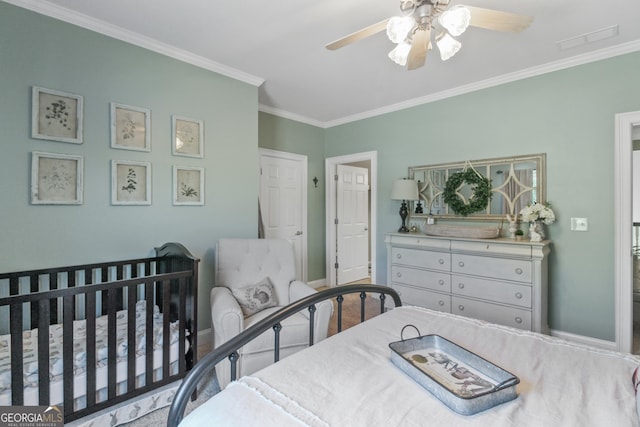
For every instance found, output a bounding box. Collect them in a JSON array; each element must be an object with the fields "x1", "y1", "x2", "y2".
[{"x1": 10, "y1": 0, "x2": 640, "y2": 127}]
